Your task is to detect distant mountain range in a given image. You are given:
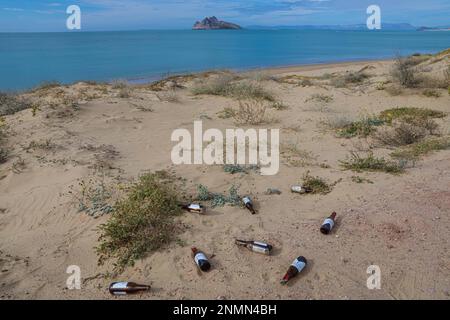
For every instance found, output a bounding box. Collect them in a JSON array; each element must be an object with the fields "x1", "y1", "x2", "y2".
[
  {"x1": 417, "y1": 26, "x2": 450, "y2": 31},
  {"x1": 247, "y1": 23, "x2": 450, "y2": 31},
  {"x1": 192, "y1": 17, "x2": 449, "y2": 32}
]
